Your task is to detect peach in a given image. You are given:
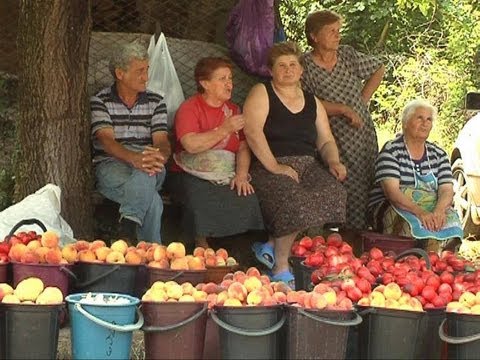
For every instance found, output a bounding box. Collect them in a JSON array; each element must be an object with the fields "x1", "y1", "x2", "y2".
[
  {"x1": 40, "y1": 230, "x2": 59, "y2": 248},
  {"x1": 224, "y1": 298, "x2": 243, "y2": 307},
  {"x1": 170, "y1": 257, "x2": 189, "y2": 270},
  {"x1": 2, "y1": 294, "x2": 20, "y2": 304},
  {"x1": 272, "y1": 291, "x2": 287, "y2": 304},
  {"x1": 227, "y1": 282, "x2": 248, "y2": 302},
  {"x1": 14, "y1": 277, "x2": 44, "y2": 301},
  {"x1": 408, "y1": 297, "x2": 424, "y2": 311},
  {"x1": 0, "y1": 283, "x2": 14, "y2": 301},
  {"x1": 166, "y1": 242, "x2": 186, "y2": 260},
  {"x1": 146, "y1": 247, "x2": 157, "y2": 262},
  {"x1": 166, "y1": 283, "x2": 183, "y2": 300},
  {"x1": 374, "y1": 285, "x2": 386, "y2": 293},
  {"x1": 205, "y1": 256, "x2": 217, "y2": 267},
  {"x1": 310, "y1": 292, "x2": 327, "y2": 309},
  {"x1": 74, "y1": 240, "x2": 90, "y2": 252},
  {"x1": 206, "y1": 293, "x2": 217, "y2": 308},
  {"x1": 398, "y1": 293, "x2": 411, "y2": 305},
  {"x1": 323, "y1": 290, "x2": 337, "y2": 306},
  {"x1": 286, "y1": 291, "x2": 300, "y2": 304},
  {"x1": 125, "y1": 250, "x2": 143, "y2": 265},
  {"x1": 181, "y1": 282, "x2": 195, "y2": 295},
  {"x1": 226, "y1": 257, "x2": 237, "y2": 266},
  {"x1": 215, "y1": 255, "x2": 226, "y2": 266},
  {"x1": 202, "y1": 282, "x2": 221, "y2": 295},
  {"x1": 215, "y1": 248, "x2": 229, "y2": 260},
  {"x1": 447, "y1": 301, "x2": 463, "y2": 312},
  {"x1": 78, "y1": 249, "x2": 97, "y2": 263},
  {"x1": 313, "y1": 283, "x2": 333, "y2": 294},
  {"x1": 62, "y1": 244, "x2": 78, "y2": 263},
  {"x1": 45, "y1": 247, "x2": 63, "y2": 265},
  {"x1": 153, "y1": 246, "x2": 167, "y2": 261},
  {"x1": 110, "y1": 240, "x2": 129, "y2": 255},
  {"x1": 188, "y1": 256, "x2": 205, "y2": 270},
  {"x1": 369, "y1": 291, "x2": 386, "y2": 307},
  {"x1": 148, "y1": 259, "x2": 170, "y2": 269},
  {"x1": 303, "y1": 293, "x2": 313, "y2": 308},
  {"x1": 193, "y1": 247, "x2": 205, "y2": 258},
  {"x1": 246, "y1": 267, "x2": 261, "y2": 278},
  {"x1": 26, "y1": 240, "x2": 41, "y2": 251},
  {"x1": 384, "y1": 283, "x2": 402, "y2": 301},
  {"x1": 151, "y1": 281, "x2": 166, "y2": 291},
  {"x1": 338, "y1": 298, "x2": 354, "y2": 310},
  {"x1": 260, "y1": 275, "x2": 271, "y2": 285},
  {"x1": 244, "y1": 276, "x2": 263, "y2": 293},
  {"x1": 220, "y1": 279, "x2": 233, "y2": 289},
  {"x1": 136, "y1": 248, "x2": 147, "y2": 259},
  {"x1": 89, "y1": 240, "x2": 106, "y2": 252},
  {"x1": 357, "y1": 297, "x2": 370, "y2": 306},
  {"x1": 262, "y1": 297, "x2": 278, "y2": 306},
  {"x1": 223, "y1": 273, "x2": 234, "y2": 281},
  {"x1": 127, "y1": 246, "x2": 136, "y2": 253},
  {"x1": 460, "y1": 291, "x2": 477, "y2": 308},
  {"x1": 94, "y1": 246, "x2": 112, "y2": 262},
  {"x1": 247, "y1": 289, "x2": 265, "y2": 306},
  {"x1": 136, "y1": 241, "x2": 151, "y2": 251},
  {"x1": 193, "y1": 290, "x2": 208, "y2": 302},
  {"x1": 36, "y1": 287, "x2": 63, "y2": 304},
  {"x1": 106, "y1": 251, "x2": 126, "y2": 264},
  {"x1": 233, "y1": 271, "x2": 247, "y2": 284},
  {"x1": 385, "y1": 299, "x2": 400, "y2": 309},
  {"x1": 204, "y1": 248, "x2": 216, "y2": 258},
  {"x1": 216, "y1": 290, "x2": 229, "y2": 305},
  {"x1": 470, "y1": 304, "x2": 480, "y2": 314},
  {"x1": 34, "y1": 246, "x2": 50, "y2": 263},
  {"x1": 261, "y1": 284, "x2": 274, "y2": 297},
  {"x1": 273, "y1": 281, "x2": 291, "y2": 294},
  {"x1": 178, "y1": 294, "x2": 196, "y2": 302},
  {"x1": 20, "y1": 249, "x2": 41, "y2": 264},
  {"x1": 9, "y1": 243, "x2": 28, "y2": 262}
]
